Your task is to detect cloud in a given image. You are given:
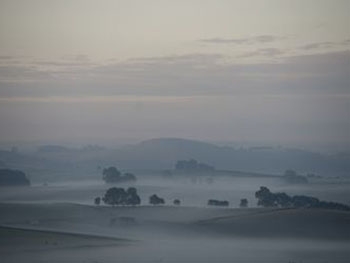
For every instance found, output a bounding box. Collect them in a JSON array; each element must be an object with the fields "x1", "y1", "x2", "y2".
[
  {"x1": 199, "y1": 35, "x2": 286, "y2": 45},
  {"x1": 128, "y1": 53, "x2": 223, "y2": 65},
  {"x1": 238, "y1": 48, "x2": 286, "y2": 58},
  {"x1": 299, "y1": 39, "x2": 350, "y2": 51},
  {"x1": 0, "y1": 95, "x2": 195, "y2": 104},
  {"x1": 1, "y1": 51, "x2": 348, "y2": 144},
  {"x1": 299, "y1": 42, "x2": 335, "y2": 50},
  {"x1": 0, "y1": 55, "x2": 15, "y2": 60},
  {"x1": 0, "y1": 51, "x2": 349, "y2": 100},
  {"x1": 32, "y1": 60, "x2": 96, "y2": 69}
]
